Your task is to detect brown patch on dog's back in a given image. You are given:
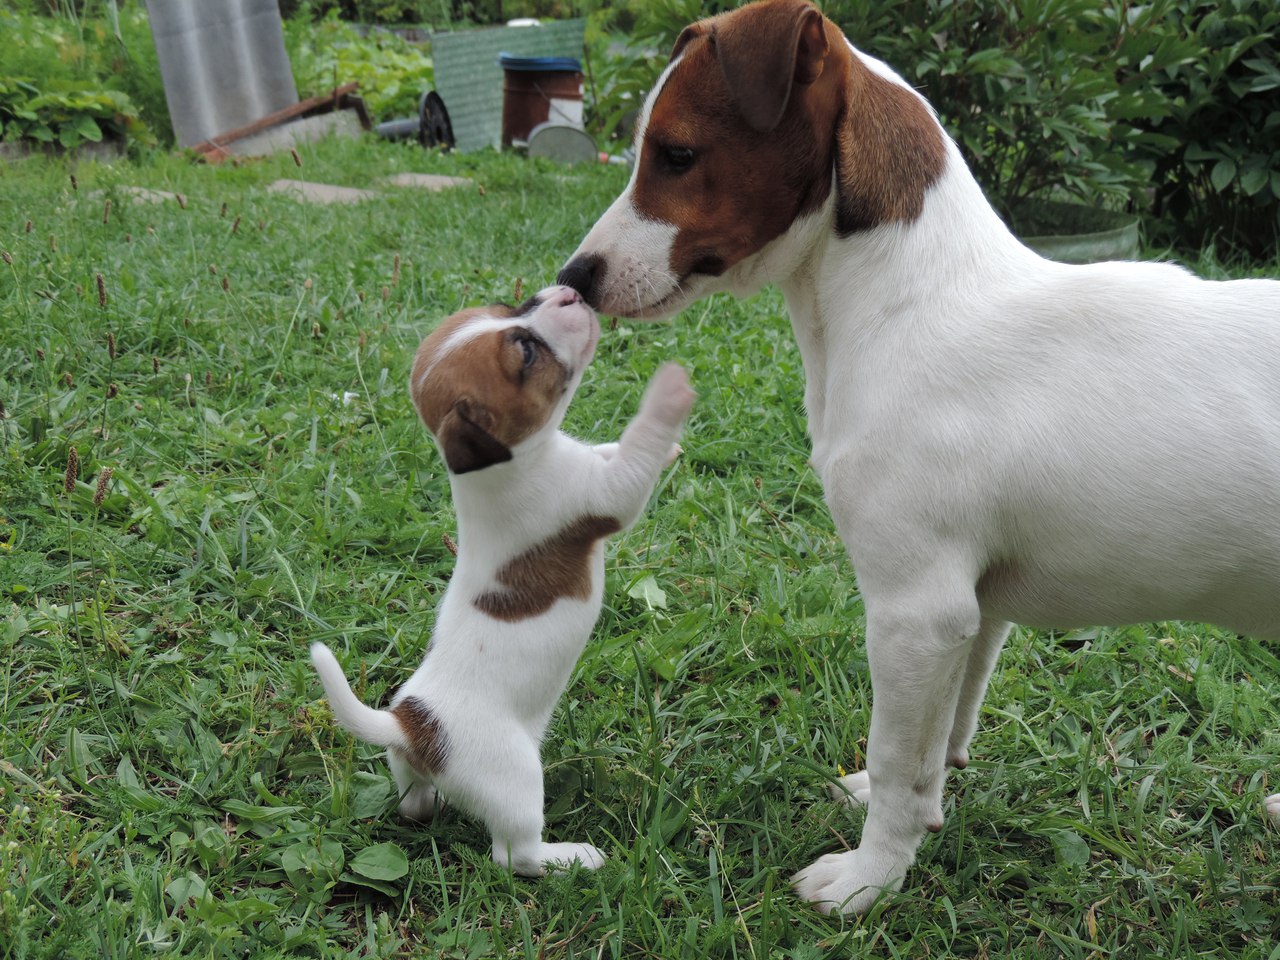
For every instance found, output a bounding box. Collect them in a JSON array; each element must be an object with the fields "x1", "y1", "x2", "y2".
[
  {"x1": 475, "y1": 515, "x2": 622, "y2": 621},
  {"x1": 391, "y1": 696, "x2": 449, "y2": 774}
]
